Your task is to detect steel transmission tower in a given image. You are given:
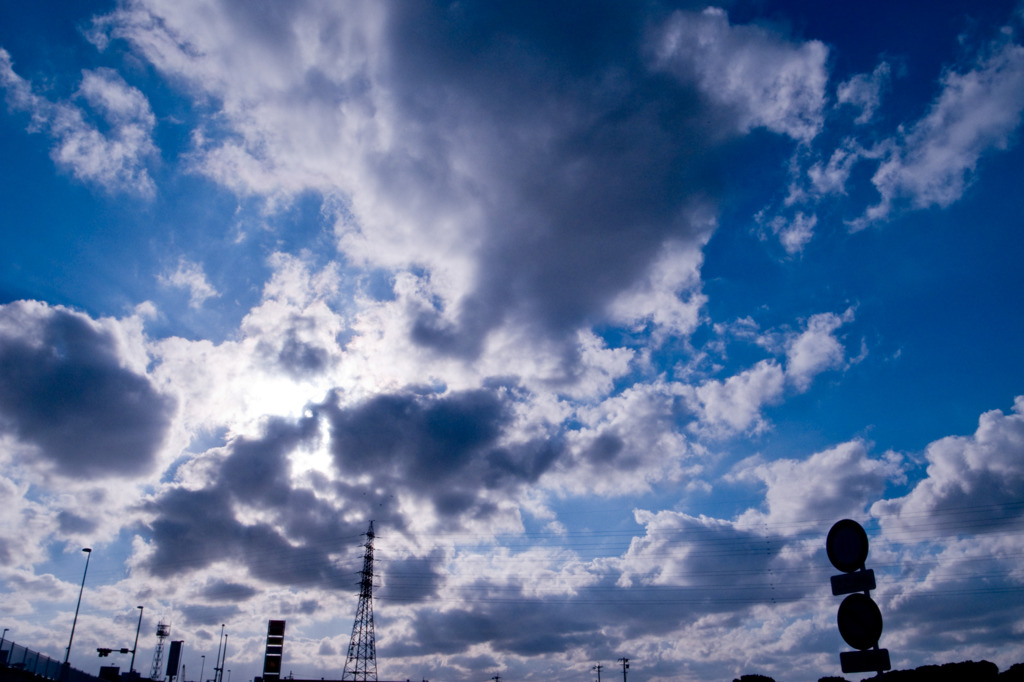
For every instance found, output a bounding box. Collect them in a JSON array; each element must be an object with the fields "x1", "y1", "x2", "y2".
[
  {"x1": 150, "y1": 622, "x2": 170, "y2": 680},
  {"x1": 342, "y1": 521, "x2": 377, "y2": 681}
]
